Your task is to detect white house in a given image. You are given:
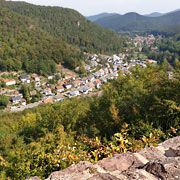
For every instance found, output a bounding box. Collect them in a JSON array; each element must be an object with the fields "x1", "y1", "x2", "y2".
[
  {"x1": 55, "y1": 85, "x2": 65, "y2": 93},
  {"x1": 48, "y1": 75, "x2": 54, "y2": 80},
  {"x1": 64, "y1": 83, "x2": 72, "y2": 89},
  {"x1": 11, "y1": 96, "x2": 21, "y2": 104},
  {"x1": 69, "y1": 89, "x2": 80, "y2": 97},
  {"x1": 79, "y1": 85, "x2": 89, "y2": 94},
  {"x1": 20, "y1": 74, "x2": 30, "y2": 83},
  {"x1": 54, "y1": 94, "x2": 64, "y2": 102},
  {"x1": 32, "y1": 74, "x2": 40, "y2": 82},
  {"x1": 41, "y1": 88, "x2": 52, "y2": 96},
  {"x1": 93, "y1": 79, "x2": 101, "y2": 89},
  {"x1": 21, "y1": 98, "x2": 26, "y2": 106},
  {"x1": 73, "y1": 80, "x2": 81, "y2": 88},
  {"x1": 4, "y1": 79, "x2": 16, "y2": 86}
]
